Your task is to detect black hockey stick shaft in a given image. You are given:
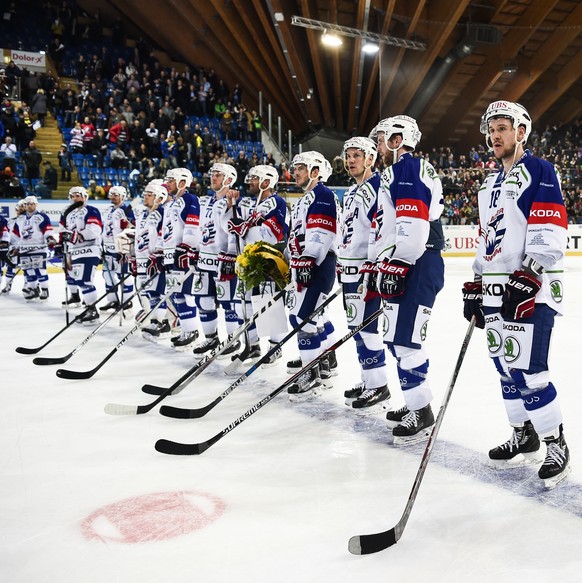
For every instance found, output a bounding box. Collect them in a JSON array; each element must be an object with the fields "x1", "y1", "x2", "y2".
[
  {"x1": 159, "y1": 287, "x2": 342, "y2": 419},
  {"x1": 15, "y1": 274, "x2": 131, "y2": 355},
  {"x1": 104, "y1": 283, "x2": 293, "y2": 415},
  {"x1": 154, "y1": 303, "x2": 384, "y2": 455},
  {"x1": 140, "y1": 282, "x2": 292, "y2": 395},
  {"x1": 32, "y1": 274, "x2": 157, "y2": 366},
  {"x1": 55, "y1": 270, "x2": 198, "y2": 379},
  {"x1": 348, "y1": 318, "x2": 476, "y2": 555}
]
